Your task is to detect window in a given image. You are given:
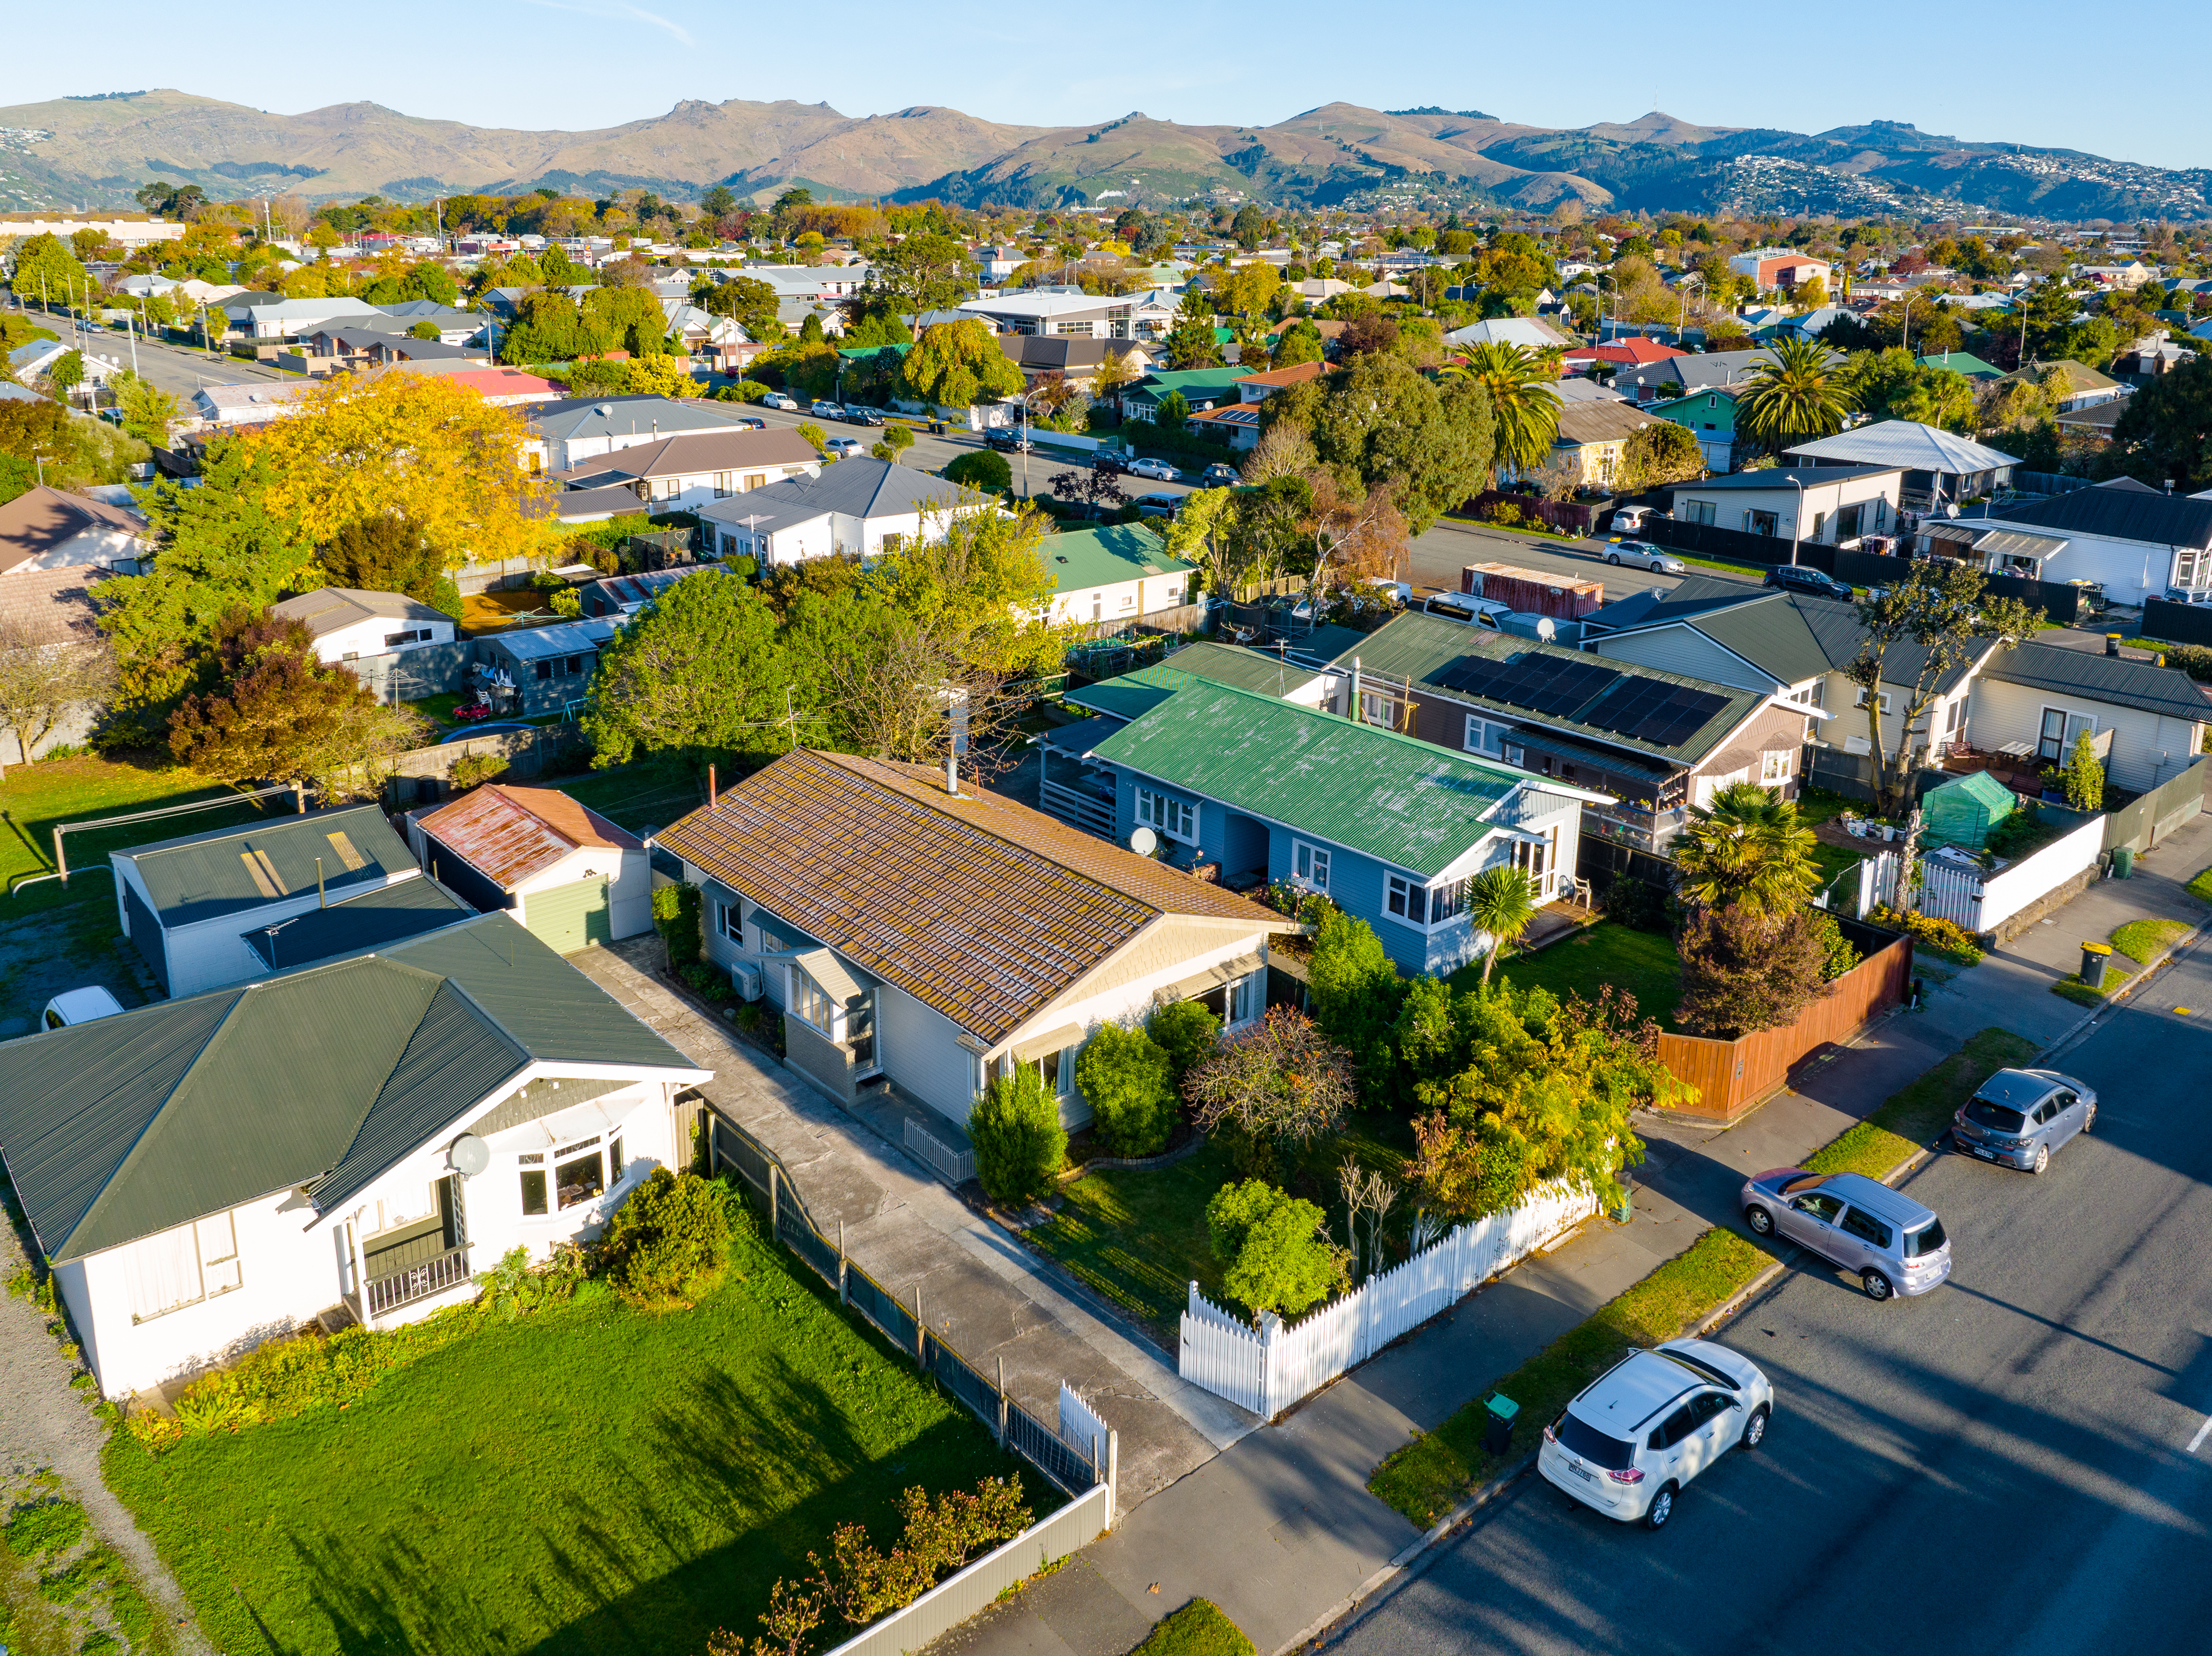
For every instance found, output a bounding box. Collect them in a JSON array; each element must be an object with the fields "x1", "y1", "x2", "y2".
[
  {"x1": 1839, "y1": 1207, "x2": 1892, "y2": 1248},
  {"x1": 1853, "y1": 687, "x2": 1893, "y2": 714},
  {"x1": 565, "y1": 654, "x2": 585, "y2": 676},
  {"x1": 1511, "y1": 837, "x2": 1547, "y2": 886},
  {"x1": 554, "y1": 1136, "x2": 606, "y2": 1209},
  {"x1": 1682, "y1": 499, "x2": 1716, "y2": 527},
  {"x1": 1031, "y1": 1047, "x2": 1073, "y2": 1095},
  {"x1": 1135, "y1": 787, "x2": 1197, "y2": 844},
  {"x1": 1811, "y1": 510, "x2": 1829, "y2": 541},
  {"x1": 1228, "y1": 970, "x2": 1263, "y2": 1025},
  {"x1": 123, "y1": 1212, "x2": 243, "y2": 1322},
  {"x1": 383, "y1": 628, "x2": 428, "y2": 648},
  {"x1": 715, "y1": 900, "x2": 743, "y2": 945},
  {"x1": 791, "y1": 967, "x2": 836, "y2": 1033},
  {"x1": 1429, "y1": 877, "x2": 1468, "y2": 924},
  {"x1": 1761, "y1": 750, "x2": 1791, "y2": 783},
  {"x1": 1747, "y1": 509, "x2": 1779, "y2": 536},
  {"x1": 2176, "y1": 548, "x2": 2208, "y2": 588},
  {"x1": 1792, "y1": 1191, "x2": 1845, "y2": 1225},
  {"x1": 713, "y1": 471, "x2": 734, "y2": 498},
  {"x1": 1292, "y1": 840, "x2": 1331, "y2": 892},
  {"x1": 1360, "y1": 689, "x2": 1394, "y2": 727},
  {"x1": 535, "y1": 659, "x2": 552, "y2": 682},
  {"x1": 1651, "y1": 1404, "x2": 1699, "y2": 1450},
  {"x1": 1386, "y1": 873, "x2": 1427, "y2": 926},
  {"x1": 519, "y1": 1152, "x2": 548, "y2": 1216},
  {"x1": 744, "y1": 473, "x2": 766, "y2": 491}
]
